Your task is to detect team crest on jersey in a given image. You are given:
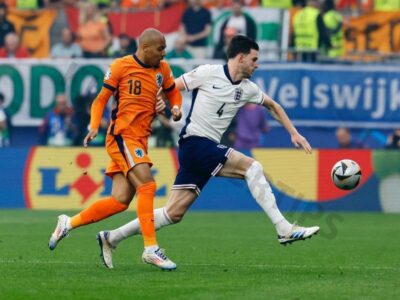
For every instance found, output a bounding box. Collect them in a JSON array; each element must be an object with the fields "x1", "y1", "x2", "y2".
[
  {"x1": 134, "y1": 148, "x2": 145, "y2": 158},
  {"x1": 156, "y1": 73, "x2": 163, "y2": 87},
  {"x1": 104, "y1": 69, "x2": 112, "y2": 80},
  {"x1": 234, "y1": 87, "x2": 243, "y2": 103}
]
